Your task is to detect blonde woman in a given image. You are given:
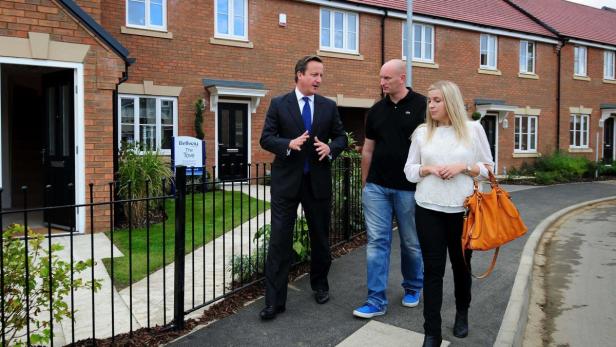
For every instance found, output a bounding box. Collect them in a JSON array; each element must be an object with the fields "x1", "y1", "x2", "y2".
[{"x1": 404, "y1": 81, "x2": 493, "y2": 347}]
